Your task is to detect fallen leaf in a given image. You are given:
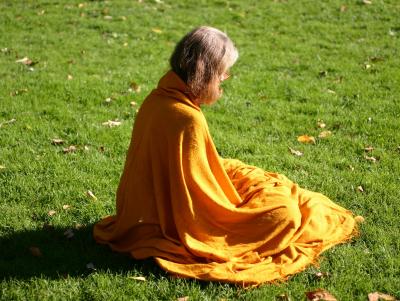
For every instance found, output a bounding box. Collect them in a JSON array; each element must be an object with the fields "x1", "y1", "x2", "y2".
[
  {"x1": 364, "y1": 155, "x2": 377, "y2": 163},
  {"x1": 152, "y1": 28, "x2": 163, "y2": 34},
  {"x1": 327, "y1": 89, "x2": 336, "y2": 94},
  {"x1": 297, "y1": 135, "x2": 316, "y2": 144},
  {"x1": 289, "y1": 147, "x2": 303, "y2": 156},
  {"x1": 177, "y1": 297, "x2": 189, "y2": 301},
  {"x1": 0, "y1": 165, "x2": 6, "y2": 170},
  {"x1": 318, "y1": 131, "x2": 332, "y2": 139},
  {"x1": 48, "y1": 210, "x2": 57, "y2": 216},
  {"x1": 86, "y1": 262, "x2": 96, "y2": 270},
  {"x1": 362, "y1": 0, "x2": 372, "y2": 4},
  {"x1": 128, "y1": 276, "x2": 146, "y2": 281},
  {"x1": 29, "y1": 246, "x2": 42, "y2": 257},
  {"x1": 130, "y1": 101, "x2": 137, "y2": 107},
  {"x1": 305, "y1": 289, "x2": 337, "y2": 301},
  {"x1": 317, "y1": 120, "x2": 326, "y2": 128},
  {"x1": 357, "y1": 185, "x2": 364, "y2": 192},
  {"x1": 63, "y1": 145, "x2": 77, "y2": 153},
  {"x1": 364, "y1": 63, "x2": 371, "y2": 69},
  {"x1": 78, "y1": 3, "x2": 85, "y2": 8},
  {"x1": 86, "y1": 190, "x2": 98, "y2": 201},
  {"x1": 319, "y1": 70, "x2": 328, "y2": 77},
  {"x1": 368, "y1": 292, "x2": 397, "y2": 301},
  {"x1": 315, "y1": 271, "x2": 330, "y2": 279},
  {"x1": 51, "y1": 138, "x2": 64, "y2": 145},
  {"x1": 74, "y1": 223, "x2": 84, "y2": 230},
  {"x1": 354, "y1": 216, "x2": 365, "y2": 223},
  {"x1": 103, "y1": 15, "x2": 113, "y2": 20},
  {"x1": 62, "y1": 204, "x2": 71, "y2": 210},
  {"x1": 102, "y1": 120, "x2": 122, "y2": 127},
  {"x1": 276, "y1": 293, "x2": 291, "y2": 301},
  {"x1": 104, "y1": 97, "x2": 112, "y2": 103},
  {"x1": 67, "y1": 74, "x2": 73, "y2": 80},
  {"x1": 10, "y1": 89, "x2": 28, "y2": 96},
  {"x1": 340, "y1": 5, "x2": 347, "y2": 12},
  {"x1": 364, "y1": 146, "x2": 374, "y2": 152},
  {"x1": 15, "y1": 57, "x2": 37, "y2": 66},
  {"x1": 63, "y1": 228, "x2": 74, "y2": 239},
  {"x1": 0, "y1": 118, "x2": 17, "y2": 128},
  {"x1": 130, "y1": 81, "x2": 141, "y2": 93},
  {"x1": 84, "y1": 145, "x2": 90, "y2": 151}
]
